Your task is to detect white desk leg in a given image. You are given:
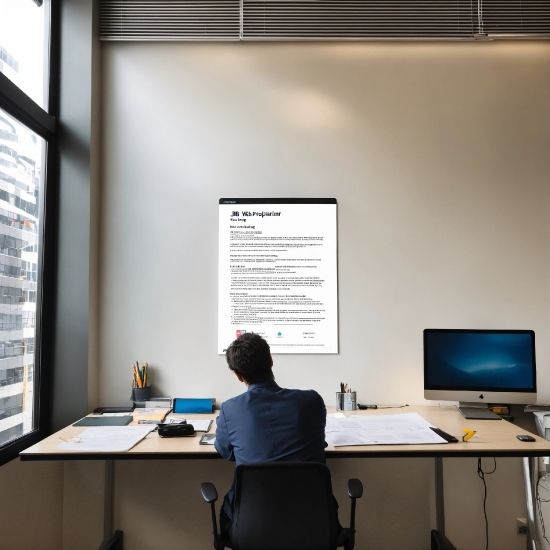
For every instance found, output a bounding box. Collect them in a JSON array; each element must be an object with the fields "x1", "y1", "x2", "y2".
[
  {"x1": 523, "y1": 456, "x2": 540, "y2": 550},
  {"x1": 435, "y1": 456, "x2": 445, "y2": 535}
]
